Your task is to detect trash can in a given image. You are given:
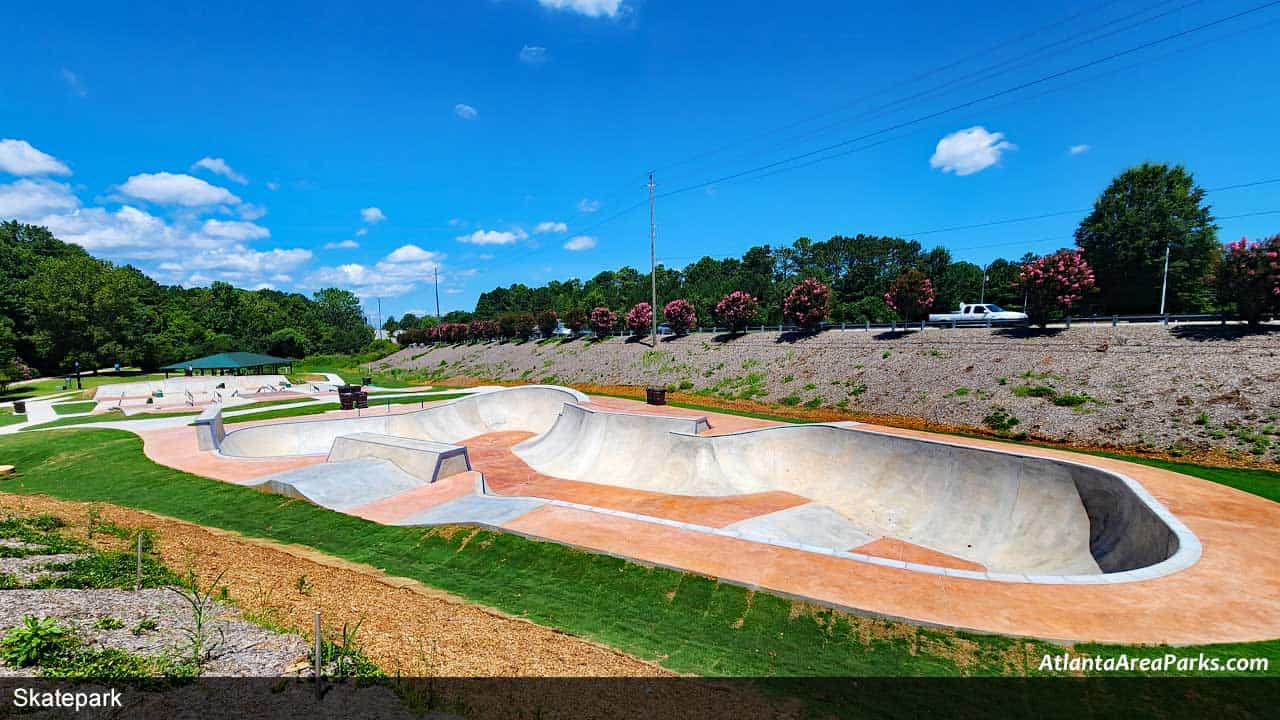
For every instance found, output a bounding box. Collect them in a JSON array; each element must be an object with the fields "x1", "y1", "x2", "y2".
[
  {"x1": 338, "y1": 385, "x2": 359, "y2": 410},
  {"x1": 362, "y1": 377, "x2": 372, "y2": 386},
  {"x1": 355, "y1": 391, "x2": 369, "y2": 409},
  {"x1": 645, "y1": 387, "x2": 667, "y2": 406},
  {"x1": 12, "y1": 401, "x2": 25, "y2": 415}
]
